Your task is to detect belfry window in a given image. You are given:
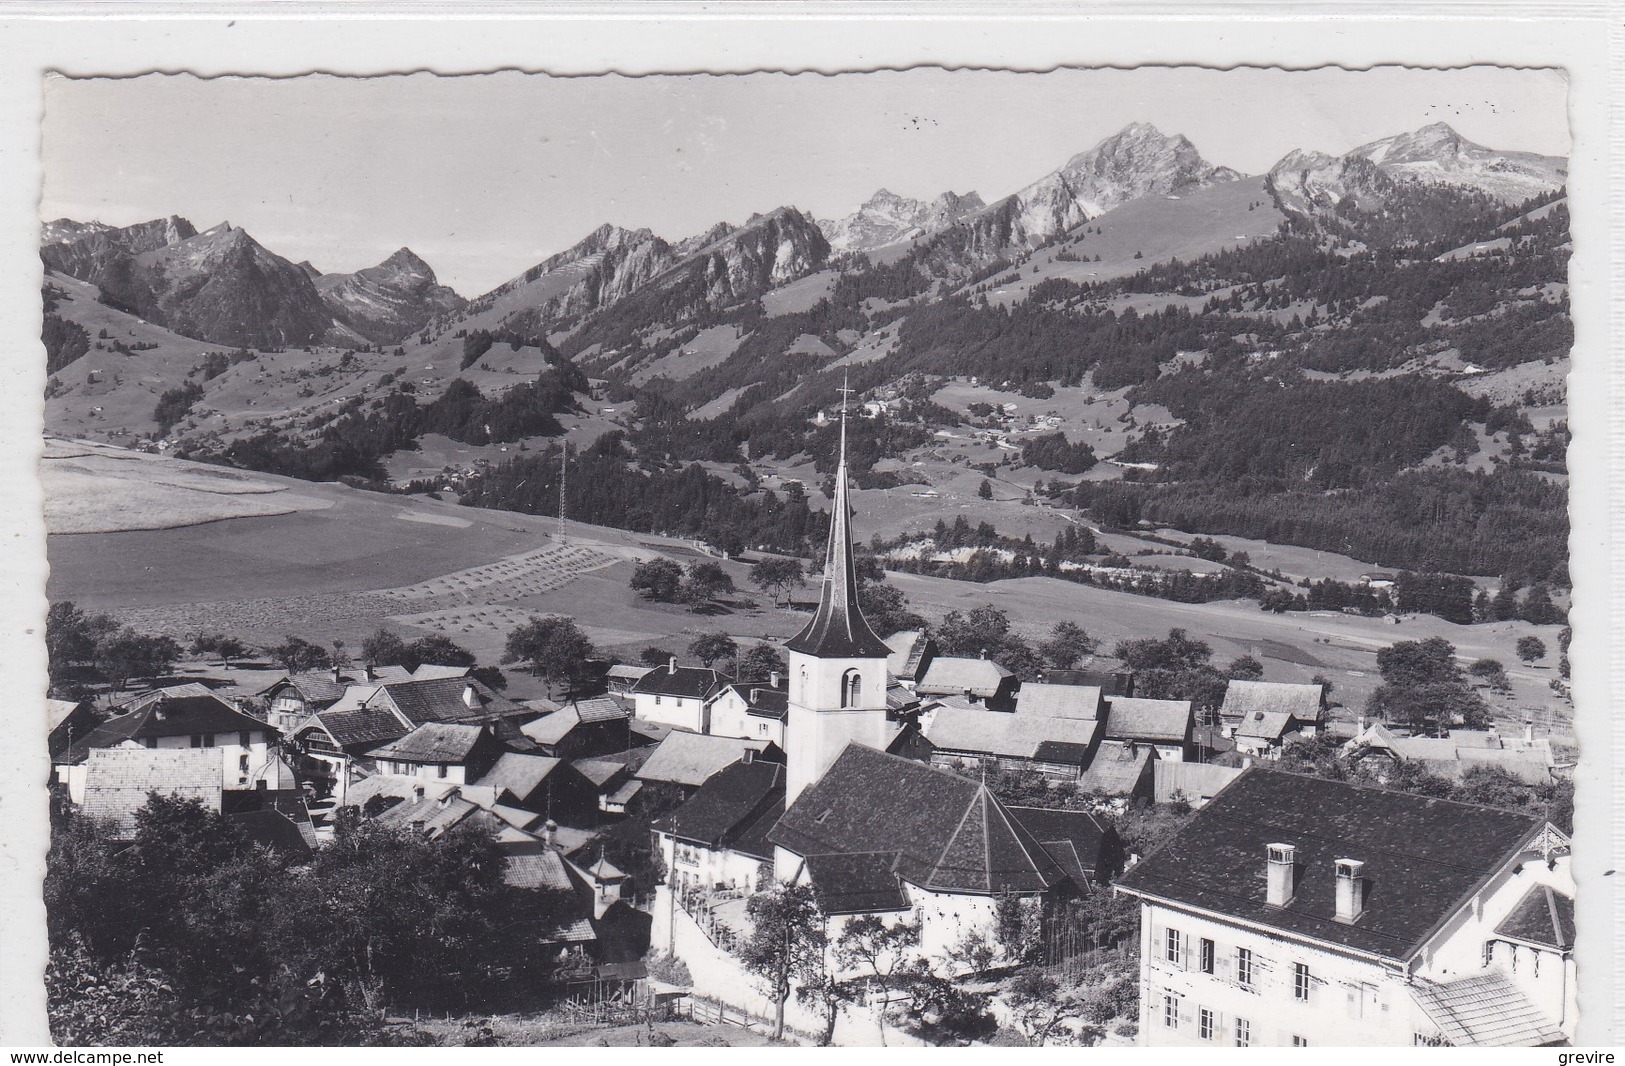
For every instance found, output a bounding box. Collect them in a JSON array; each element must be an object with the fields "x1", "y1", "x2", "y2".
[{"x1": 841, "y1": 670, "x2": 862, "y2": 708}]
